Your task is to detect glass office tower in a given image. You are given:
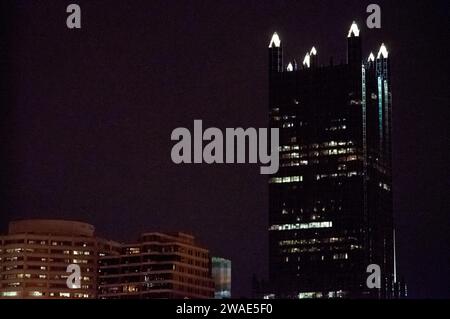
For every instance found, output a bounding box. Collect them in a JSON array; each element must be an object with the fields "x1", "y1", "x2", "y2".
[{"x1": 268, "y1": 22, "x2": 404, "y2": 298}]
